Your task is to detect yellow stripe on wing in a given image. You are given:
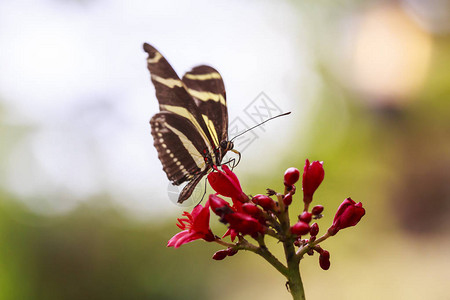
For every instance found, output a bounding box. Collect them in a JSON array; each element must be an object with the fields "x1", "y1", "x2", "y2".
[
  {"x1": 147, "y1": 52, "x2": 163, "y2": 64},
  {"x1": 202, "y1": 114, "x2": 219, "y2": 147},
  {"x1": 184, "y1": 72, "x2": 222, "y2": 80},
  {"x1": 187, "y1": 88, "x2": 226, "y2": 106},
  {"x1": 151, "y1": 74, "x2": 183, "y2": 88},
  {"x1": 160, "y1": 104, "x2": 214, "y2": 154},
  {"x1": 164, "y1": 123, "x2": 206, "y2": 170}
]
